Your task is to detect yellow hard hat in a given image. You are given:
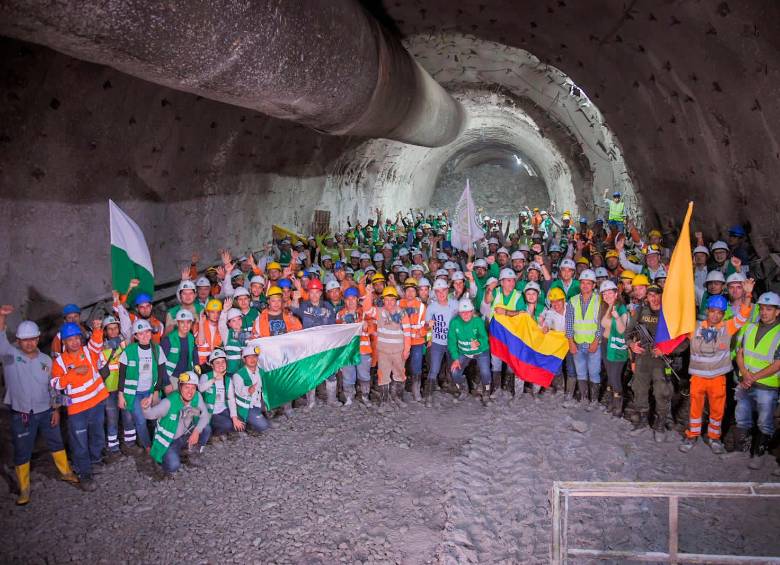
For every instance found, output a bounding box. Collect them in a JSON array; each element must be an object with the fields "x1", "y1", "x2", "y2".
[
  {"x1": 382, "y1": 286, "x2": 399, "y2": 299},
  {"x1": 562, "y1": 210, "x2": 571, "y2": 219},
  {"x1": 648, "y1": 229, "x2": 662, "y2": 239},
  {"x1": 403, "y1": 278, "x2": 418, "y2": 288},
  {"x1": 205, "y1": 298, "x2": 223, "y2": 312},
  {"x1": 266, "y1": 286, "x2": 283, "y2": 298},
  {"x1": 605, "y1": 250, "x2": 619, "y2": 259},
  {"x1": 576, "y1": 257, "x2": 590, "y2": 266},
  {"x1": 620, "y1": 270, "x2": 636, "y2": 280},
  {"x1": 267, "y1": 262, "x2": 282, "y2": 272},
  {"x1": 372, "y1": 273, "x2": 386, "y2": 283},
  {"x1": 632, "y1": 274, "x2": 650, "y2": 287},
  {"x1": 548, "y1": 287, "x2": 566, "y2": 302}
]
